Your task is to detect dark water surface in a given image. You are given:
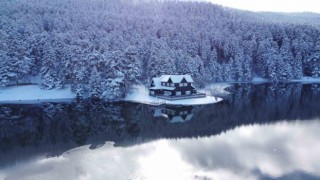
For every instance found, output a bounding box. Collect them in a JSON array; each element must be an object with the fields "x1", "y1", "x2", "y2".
[{"x1": 0, "y1": 83, "x2": 320, "y2": 180}]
